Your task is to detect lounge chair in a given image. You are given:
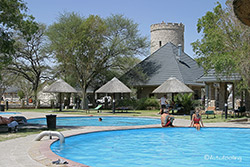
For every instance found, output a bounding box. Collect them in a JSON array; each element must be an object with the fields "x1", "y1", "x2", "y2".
[
  {"x1": 205, "y1": 106, "x2": 216, "y2": 118},
  {"x1": 94, "y1": 104, "x2": 102, "y2": 113},
  {"x1": 234, "y1": 106, "x2": 246, "y2": 117},
  {"x1": 0, "y1": 124, "x2": 9, "y2": 132},
  {"x1": 0, "y1": 116, "x2": 27, "y2": 133}
]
